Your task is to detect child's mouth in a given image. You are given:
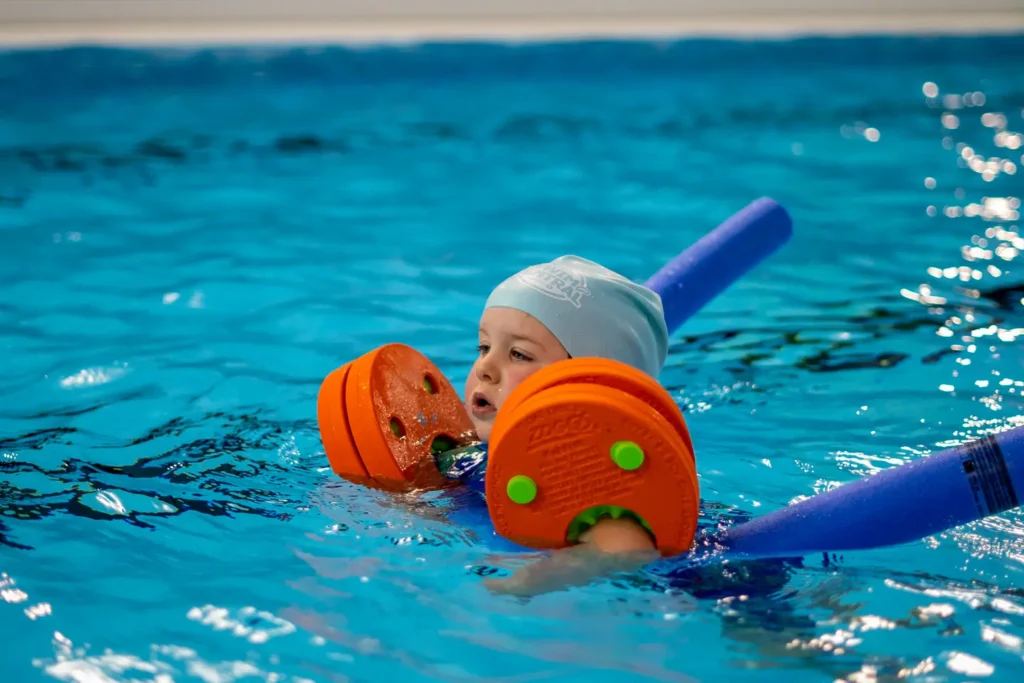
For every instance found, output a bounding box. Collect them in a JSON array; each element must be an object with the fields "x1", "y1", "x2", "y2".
[{"x1": 470, "y1": 392, "x2": 496, "y2": 417}]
